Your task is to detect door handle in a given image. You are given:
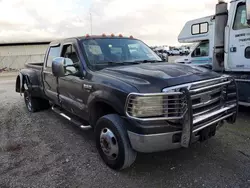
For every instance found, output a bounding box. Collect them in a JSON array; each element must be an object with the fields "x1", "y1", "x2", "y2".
[{"x1": 230, "y1": 47, "x2": 237, "y2": 52}]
